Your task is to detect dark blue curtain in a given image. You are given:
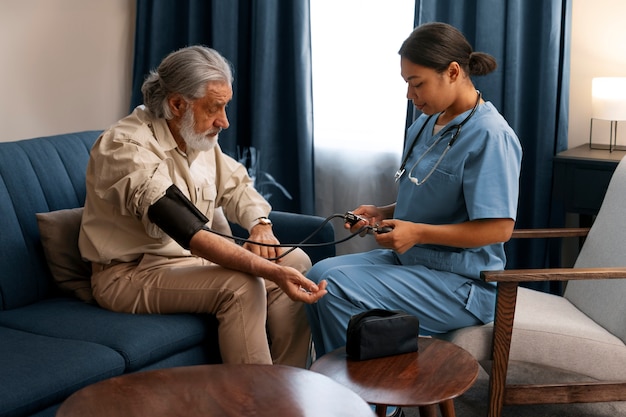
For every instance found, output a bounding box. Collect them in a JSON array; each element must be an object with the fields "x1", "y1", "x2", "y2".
[
  {"x1": 413, "y1": 0, "x2": 572, "y2": 291},
  {"x1": 131, "y1": 0, "x2": 315, "y2": 214}
]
